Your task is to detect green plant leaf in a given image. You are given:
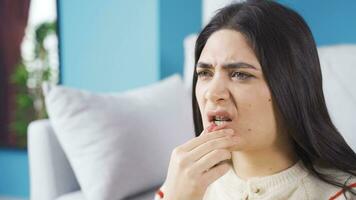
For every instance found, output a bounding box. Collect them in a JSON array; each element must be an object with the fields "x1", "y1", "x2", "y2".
[
  {"x1": 15, "y1": 93, "x2": 33, "y2": 109},
  {"x1": 8, "y1": 20, "x2": 58, "y2": 148},
  {"x1": 10, "y1": 121, "x2": 29, "y2": 137},
  {"x1": 10, "y1": 62, "x2": 28, "y2": 86}
]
